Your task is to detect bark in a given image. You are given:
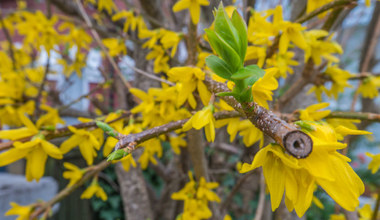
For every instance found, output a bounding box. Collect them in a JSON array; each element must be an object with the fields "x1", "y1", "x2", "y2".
[
  {"x1": 115, "y1": 162, "x2": 154, "y2": 220},
  {"x1": 114, "y1": 39, "x2": 156, "y2": 219}
]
